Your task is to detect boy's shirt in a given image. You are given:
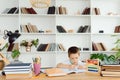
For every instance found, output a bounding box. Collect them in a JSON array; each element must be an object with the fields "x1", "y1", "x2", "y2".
[
  {"x1": 62, "y1": 60, "x2": 85, "y2": 66},
  {"x1": 61, "y1": 60, "x2": 86, "y2": 73}
]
